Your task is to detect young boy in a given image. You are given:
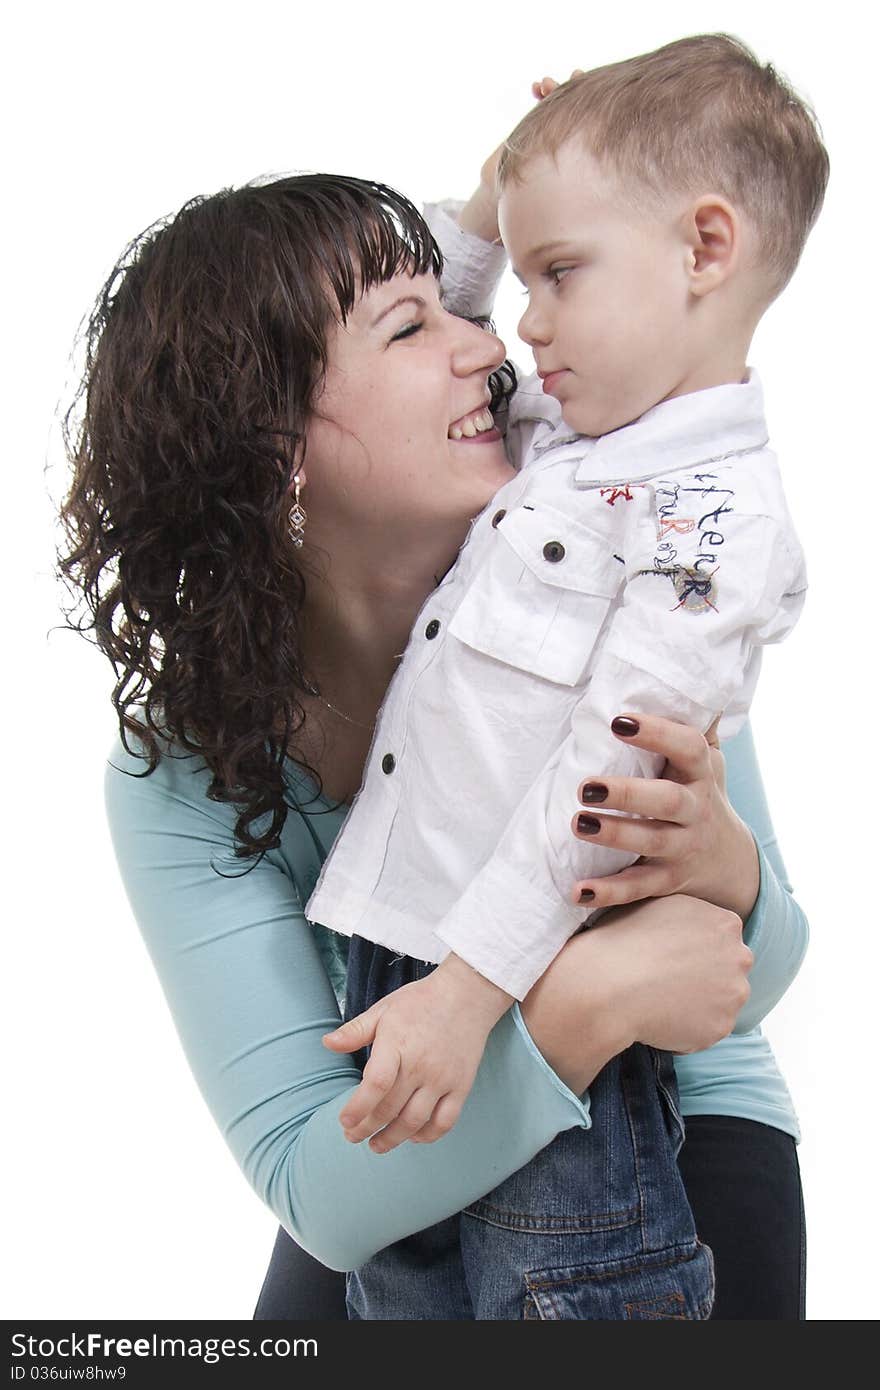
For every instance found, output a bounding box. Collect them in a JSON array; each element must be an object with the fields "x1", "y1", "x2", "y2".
[{"x1": 308, "y1": 36, "x2": 828, "y2": 1161}]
